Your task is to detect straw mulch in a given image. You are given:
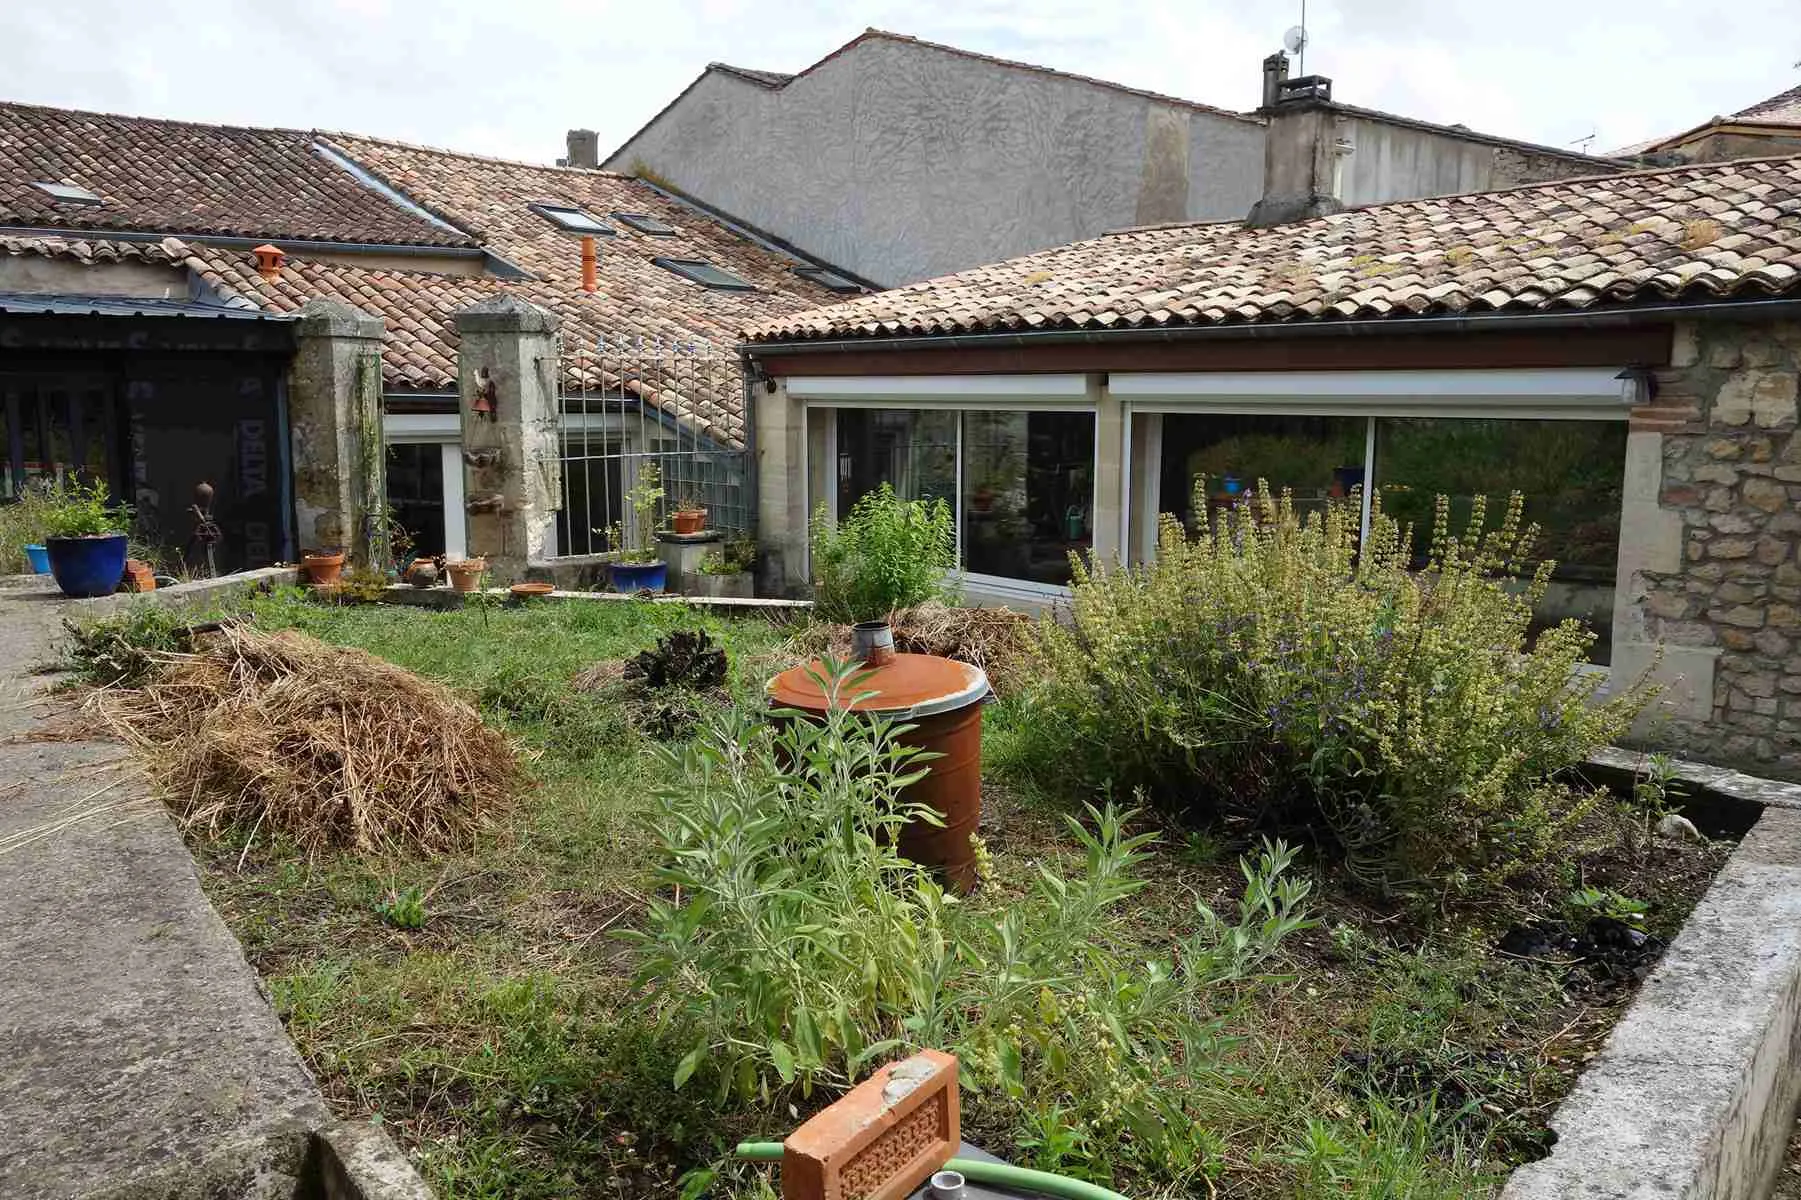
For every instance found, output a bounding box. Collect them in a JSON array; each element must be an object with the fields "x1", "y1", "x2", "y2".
[
  {"x1": 95, "y1": 625, "x2": 521, "y2": 855},
  {"x1": 790, "y1": 600, "x2": 1036, "y2": 695}
]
